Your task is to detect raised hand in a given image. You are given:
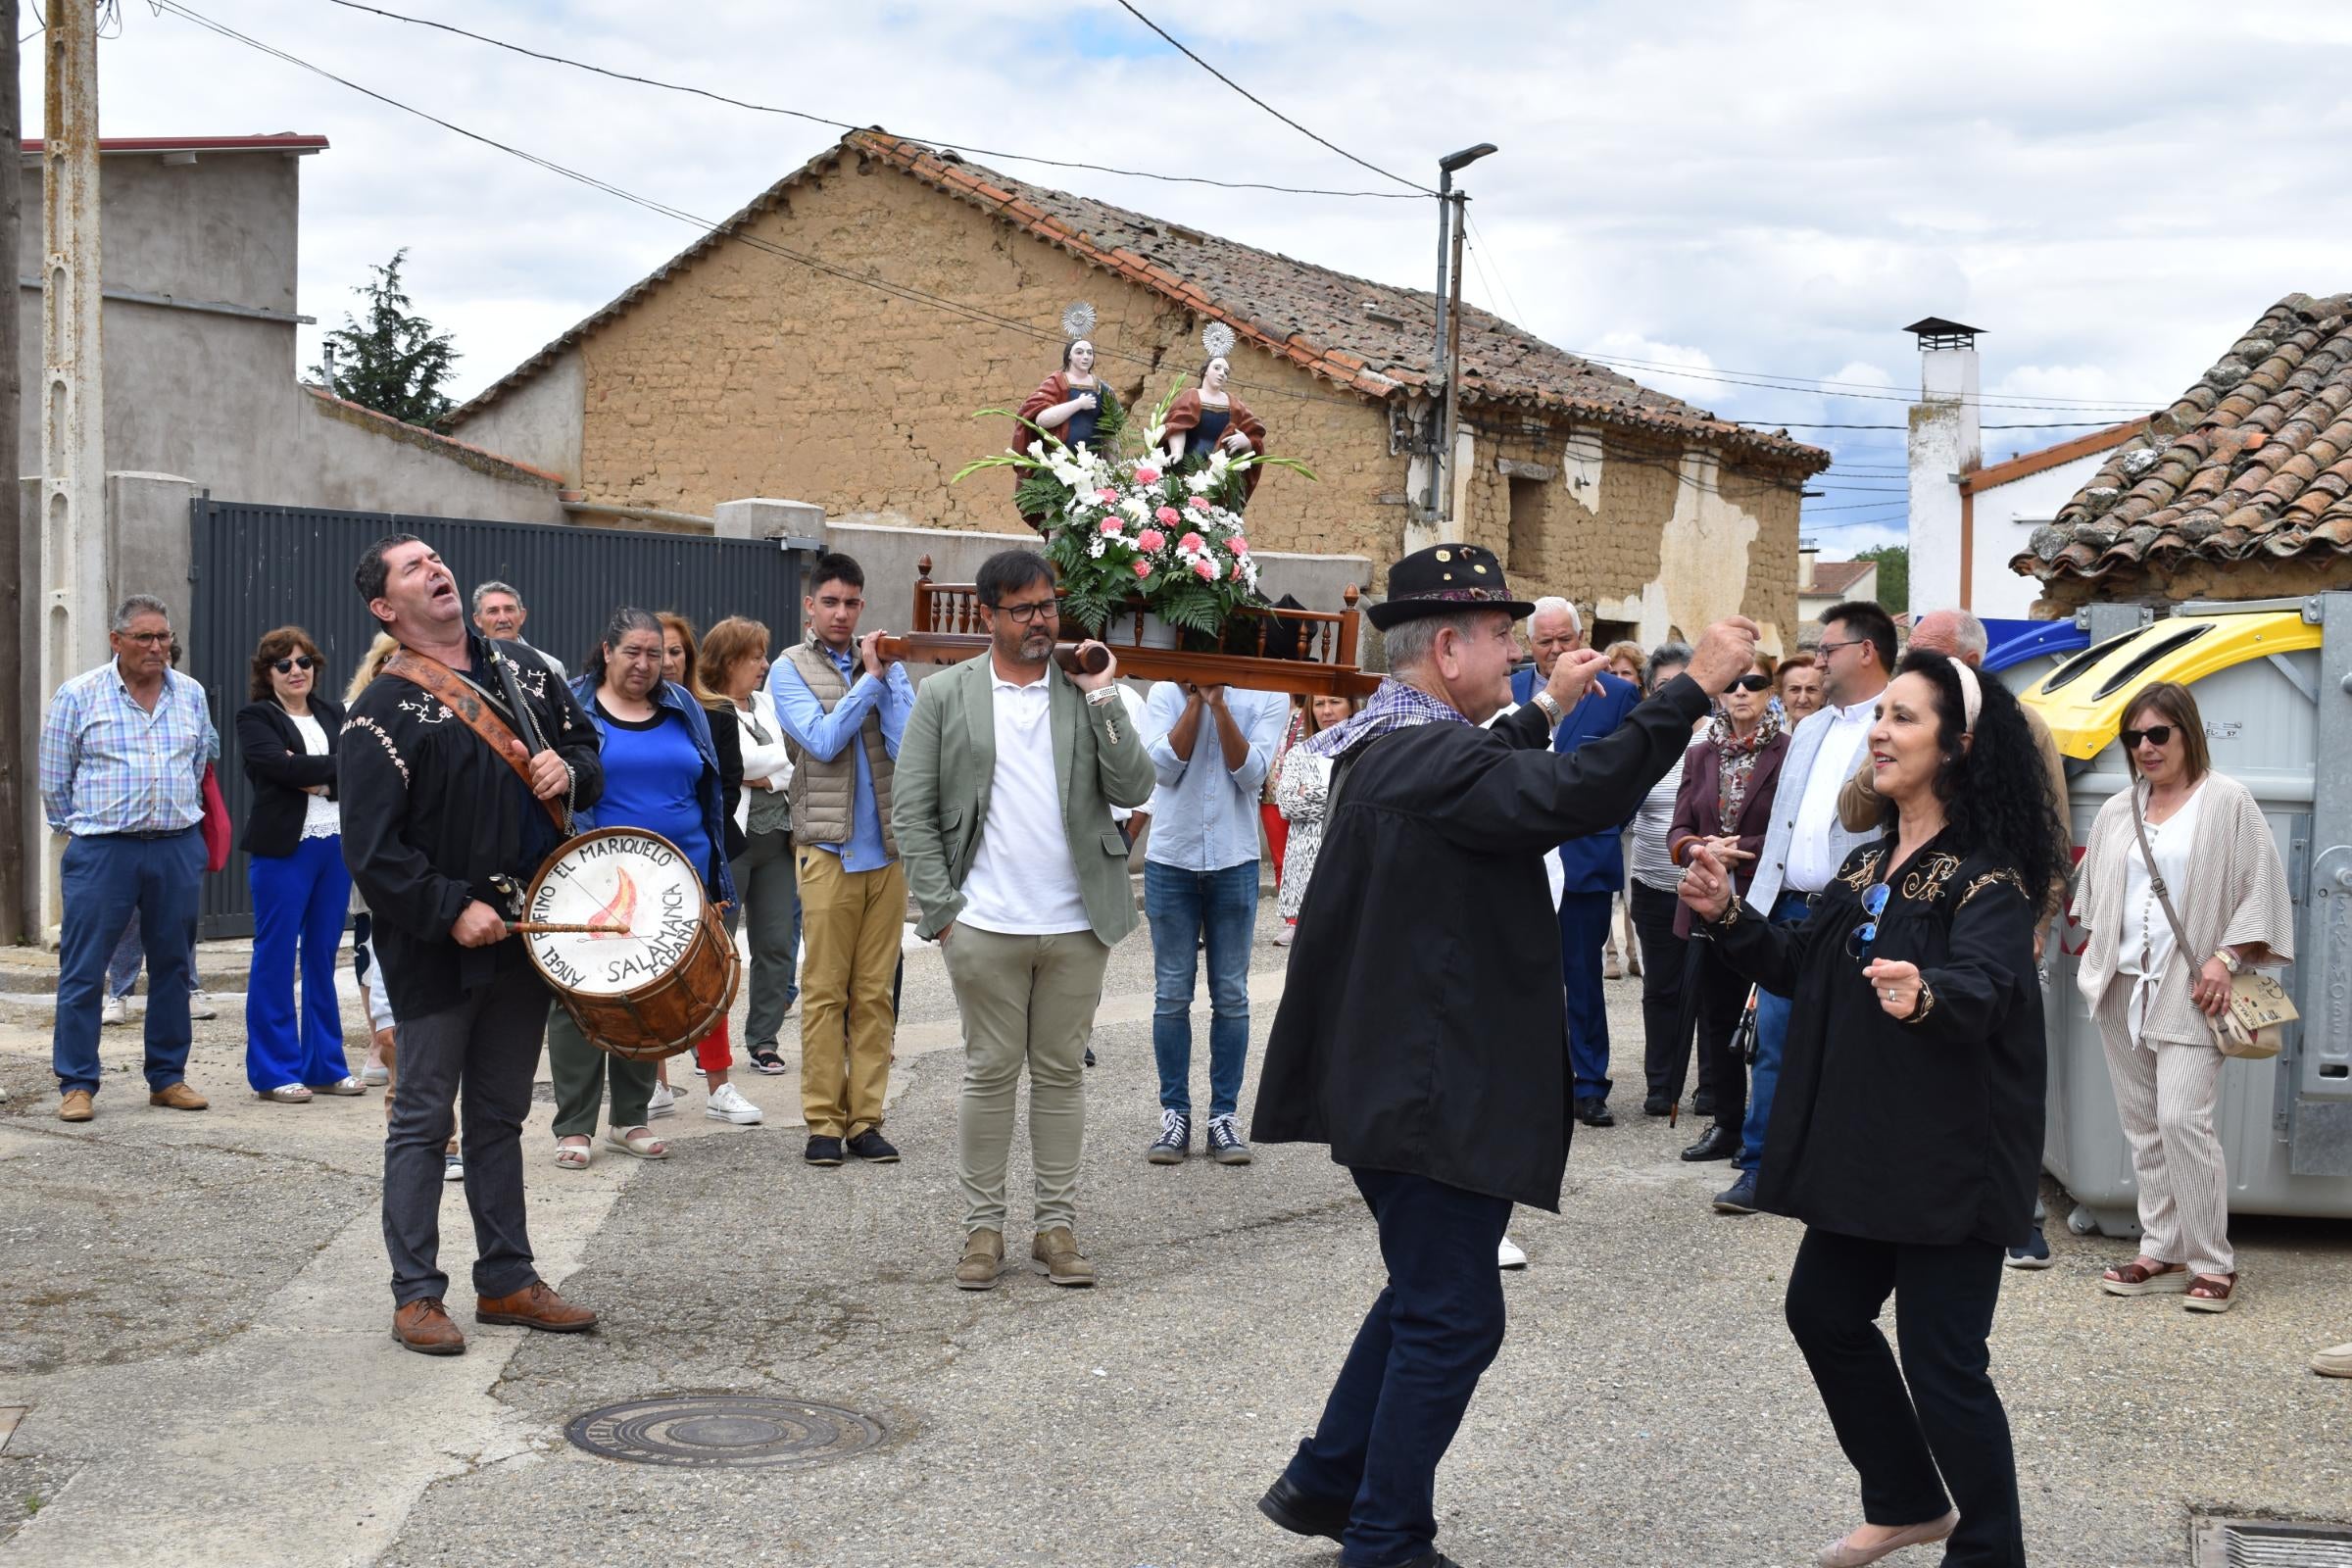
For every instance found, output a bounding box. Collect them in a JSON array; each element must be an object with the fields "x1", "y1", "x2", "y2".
[
  {"x1": 1687, "y1": 615, "x2": 1765, "y2": 695},
  {"x1": 1543, "y1": 647, "x2": 1609, "y2": 713}
]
